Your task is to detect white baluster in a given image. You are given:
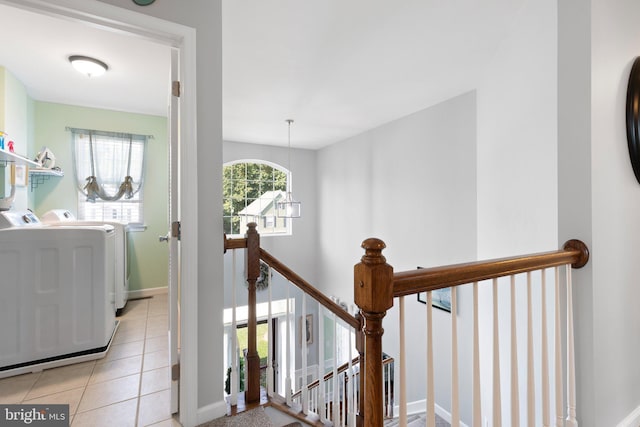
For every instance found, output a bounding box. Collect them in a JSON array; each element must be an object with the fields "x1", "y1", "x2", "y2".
[
  {"x1": 267, "y1": 265, "x2": 274, "y2": 397},
  {"x1": 230, "y1": 251, "x2": 238, "y2": 405},
  {"x1": 426, "y1": 292, "x2": 435, "y2": 427},
  {"x1": 399, "y1": 296, "x2": 408, "y2": 427},
  {"x1": 527, "y1": 272, "x2": 535, "y2": 426},
  {"x1": 541, "y1": 270, "x2": 550, "y2": 426},
  {"x1": 332, "y1": 313, "x2": 339, "y2": 426},
  {"x1": 473, "y1": 282, "x2": 482, "y2": 426},
  {"x1": 451, "y1": 288, "x2": 460, "y2": 427},
  {"x1": 510, "y1": 275, "x2": 520, "y2": 427},
  {"x1": 493, "y1": 278, "x2": 502, "y2": 427},
  {"x1": 301, "y1": 293, "x2": 308, "y2": 414},
  {"x1": 285, "y1": 281, "x2": 292, "y2": 405},
  {"x1": 566, "y1": 266, "x2": 577, "y2": 427},
  {"x1": 318, "y1": 304, "x2": 326, "y2": 423},
  {"x1": 554, "y1": 267, "x2": 564, "y2": 427}
]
